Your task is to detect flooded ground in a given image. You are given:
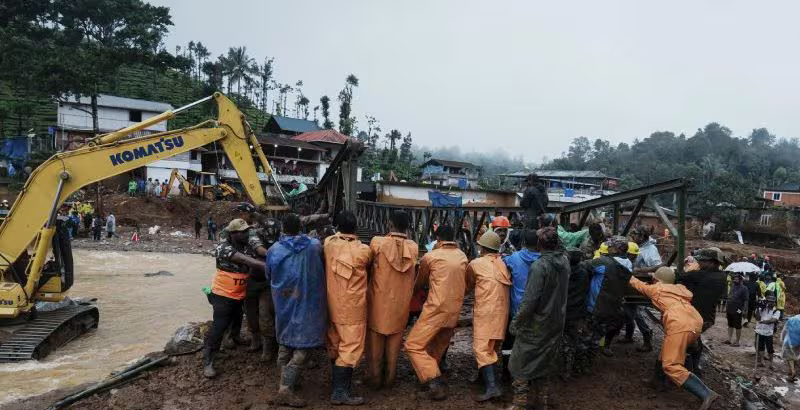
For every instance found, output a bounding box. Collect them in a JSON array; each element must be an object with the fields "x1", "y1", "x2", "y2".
[{"x1": 0, "y1": 249, "x2": 215, "y2": 407}]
